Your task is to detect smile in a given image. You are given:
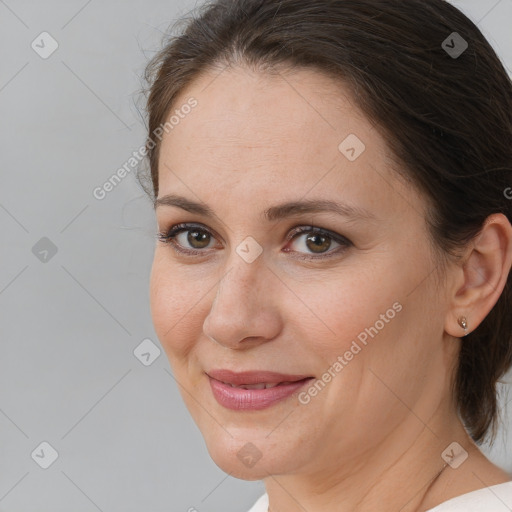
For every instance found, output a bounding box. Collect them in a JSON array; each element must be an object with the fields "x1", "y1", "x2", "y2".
[{"x1": 207, "y1": 371, "x2": 314, "y2": 410}]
